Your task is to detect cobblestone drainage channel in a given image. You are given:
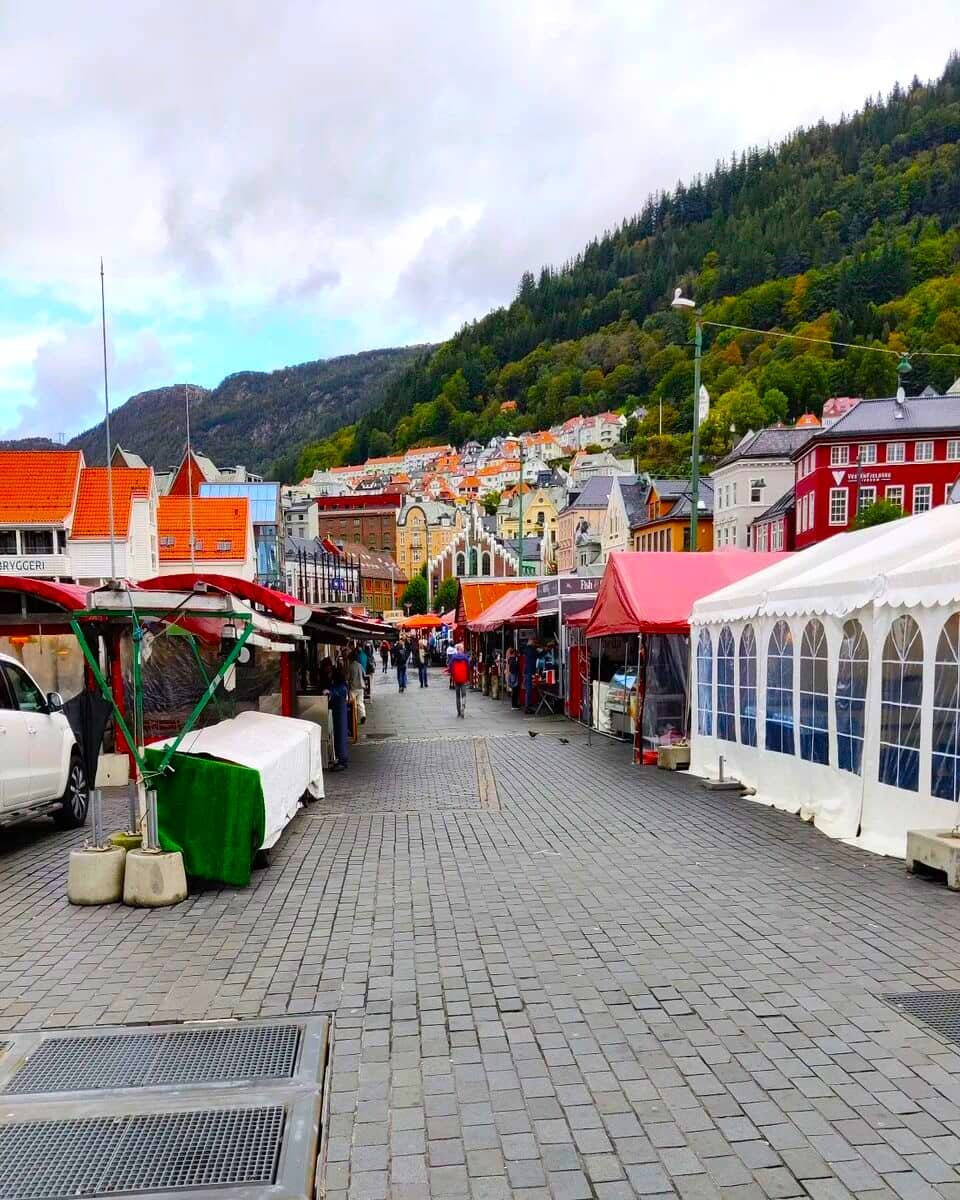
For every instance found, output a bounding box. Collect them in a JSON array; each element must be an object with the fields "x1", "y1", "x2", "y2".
[
  {"x1": 0, "y1": 1016, "x2": 331, "y2": 1200},
  {"x1": 881, "y1": 989, "x2": 960, "y2": 1046}
]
